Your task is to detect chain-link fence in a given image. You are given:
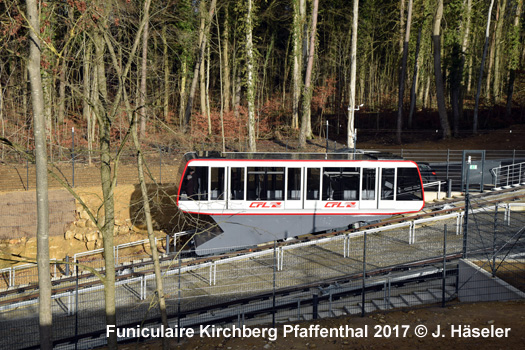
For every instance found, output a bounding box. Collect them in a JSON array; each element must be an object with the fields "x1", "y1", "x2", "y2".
[
  {"x1": 1, "y1": 145, "x2": 524, "y2": 192},
  {"x1": 0, "y1": 195, "x2": 523, "y2": 349}
]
